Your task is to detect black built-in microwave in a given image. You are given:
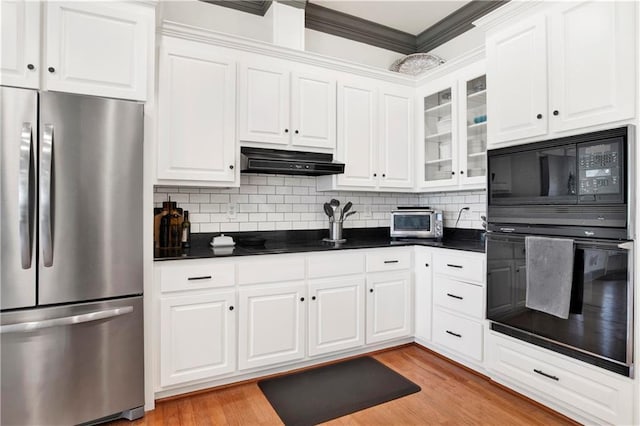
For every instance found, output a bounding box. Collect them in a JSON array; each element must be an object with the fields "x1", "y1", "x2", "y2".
[{"x1": 487, "y1": 126, "x2": 633, "y2": 240}]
